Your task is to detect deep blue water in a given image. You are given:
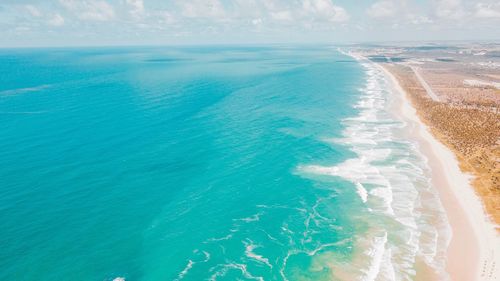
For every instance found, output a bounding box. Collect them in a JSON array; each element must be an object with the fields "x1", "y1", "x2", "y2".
[{"x1": 1, "y1": 46, "x2": 446, "y2": 281}]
